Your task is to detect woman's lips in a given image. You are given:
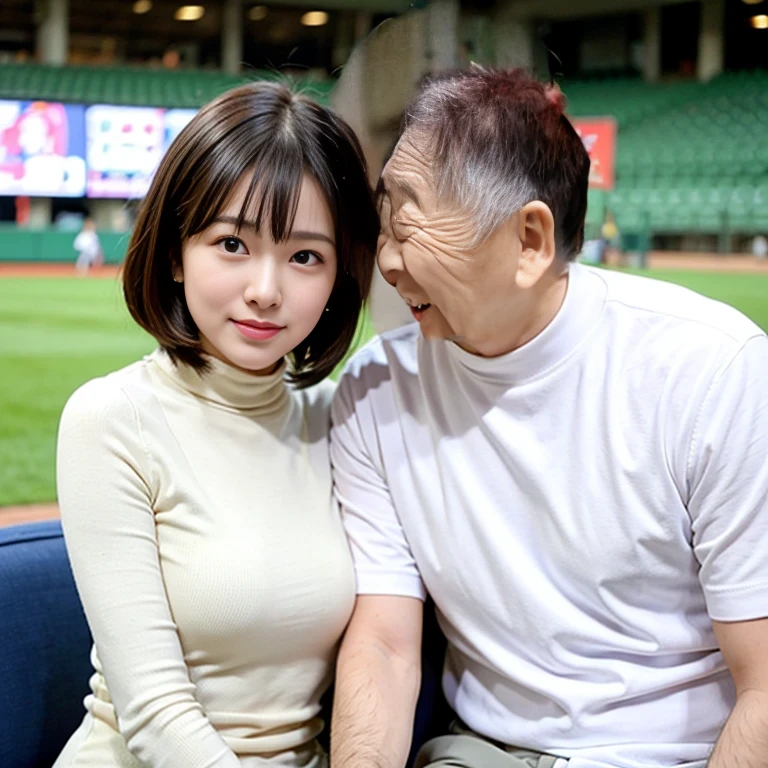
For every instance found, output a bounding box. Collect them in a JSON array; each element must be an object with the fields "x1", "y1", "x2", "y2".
[{"x1": 232, "y1": 319, "x2": 284, "y2": 341}]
